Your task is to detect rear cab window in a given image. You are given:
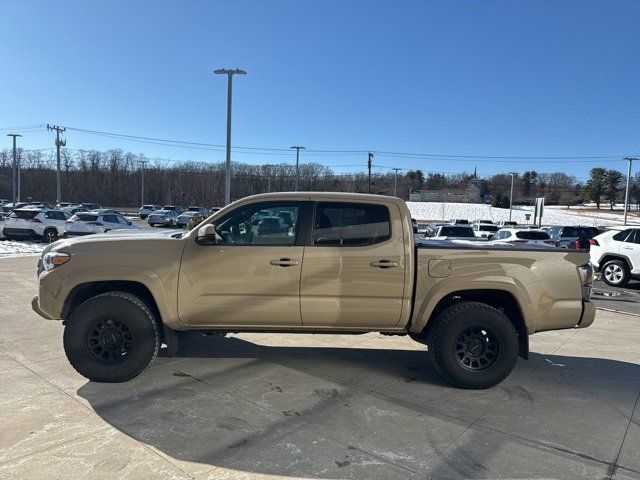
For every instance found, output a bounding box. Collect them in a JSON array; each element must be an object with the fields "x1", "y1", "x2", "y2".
[{"x1": 313, "y1": 202, "x2": 390, "y2": 246}]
